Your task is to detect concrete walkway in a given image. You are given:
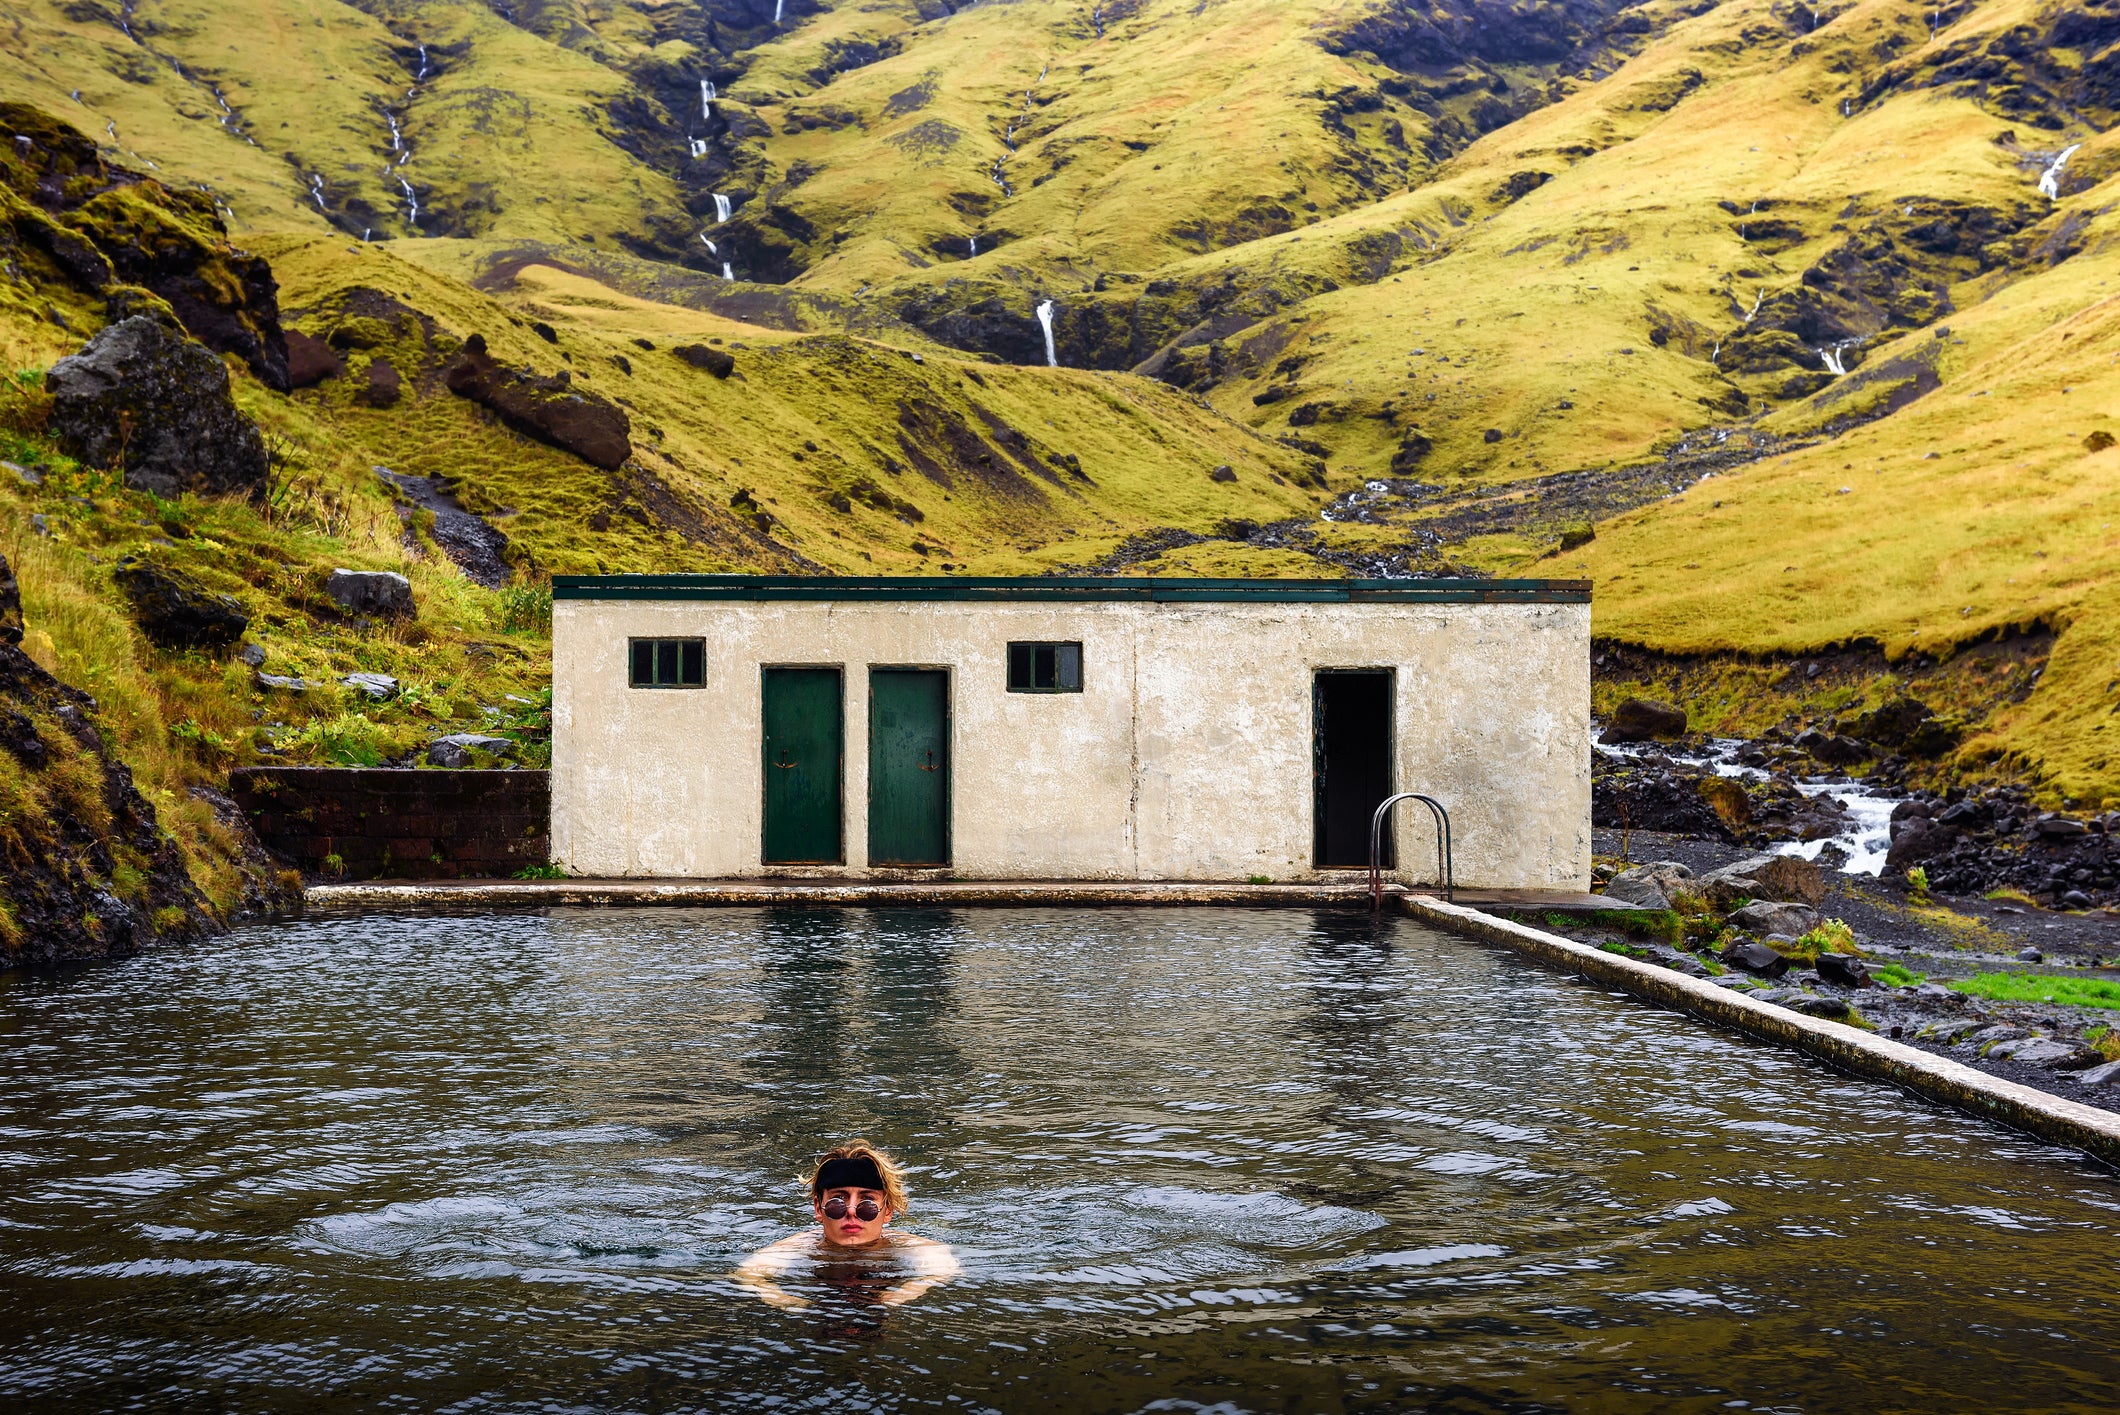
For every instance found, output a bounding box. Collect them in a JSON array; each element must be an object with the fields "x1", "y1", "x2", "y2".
[{"x1": 302, "y1": 878, "x2": 1635, "y2": 912}]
